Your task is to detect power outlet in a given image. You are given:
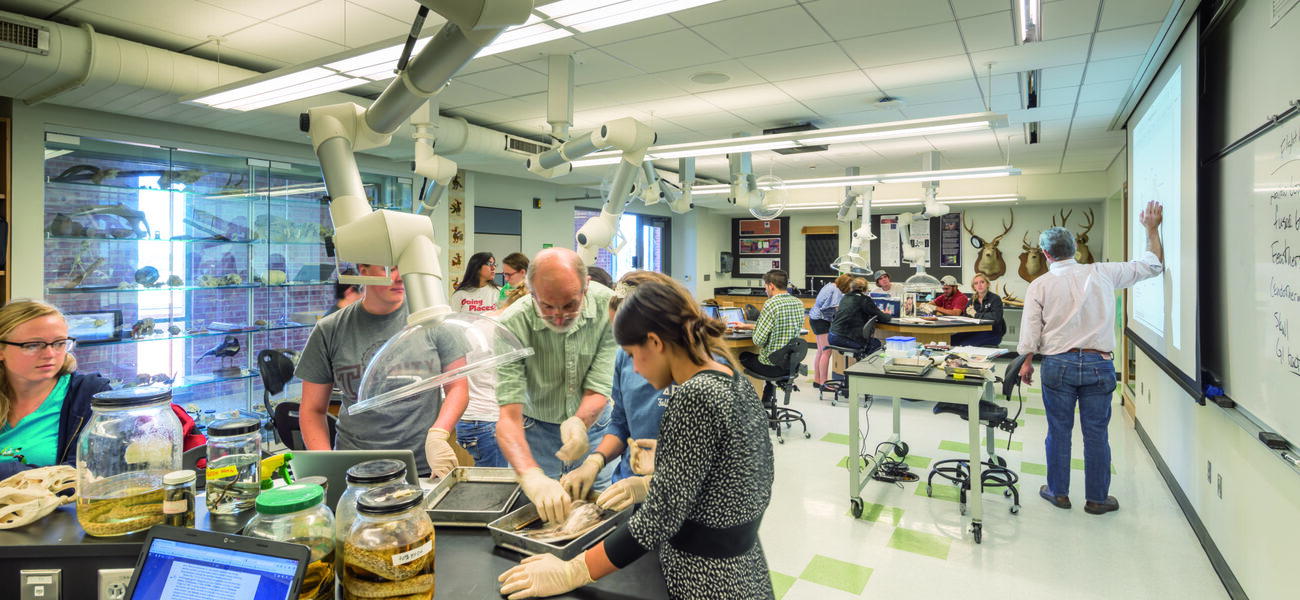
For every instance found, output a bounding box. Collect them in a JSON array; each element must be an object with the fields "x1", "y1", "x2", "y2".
[
  {"x1": 1217, "y1": 474, "x2": 1223, "y2": 499},
  {"x1": 98, "y1": 568, "x2": 133, "y2": 600},
  {"x1": 20, "y1": 569, "x2": 60, "y2": 600}
]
